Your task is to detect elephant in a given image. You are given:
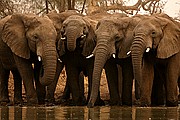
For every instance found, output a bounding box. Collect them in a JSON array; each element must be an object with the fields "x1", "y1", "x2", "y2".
[
  {"x1": 57, "y1": 14, "x2": 105, "y2": 106},
  {"x1": 131, "y1": 13, "x2": 180, "y2": 107},
  {"x1": 0, "y1": 13, "x2": 58, "y2": 105},
  {"x1": 45, "y1": 10, "x2": 87, "y2": 105},
  {"x1": 87, "y1": 14, "x2": 146, "y2": 107}
]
